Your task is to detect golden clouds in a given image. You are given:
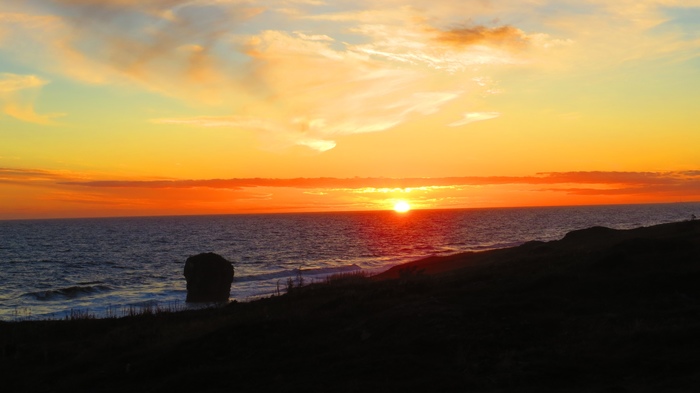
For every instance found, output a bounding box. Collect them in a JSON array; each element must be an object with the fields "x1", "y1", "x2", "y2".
[
  {"x1": 0, "y1": 13, "x2": 69, "y2": 124},
  {"x1": 3, "y1": 167, "x2": 699, "y2": 219},
  {"x1": 0, "y1": 74, "x2": 46, "y2": 92},
  {"x1": 161, "y1": 8, "x2": 524, "y2": 150},
  {"x1": 345, "y1": 14, "x2": 533, "y2": 71},
  {"x1": 432, "y1": 25, "x2": 529, "y2": 48},
  {"x1": 448, "y1": 112, "x2": 500, "y2": 126},
  {"x1": 55, "y1": 170, "x2": 700, "y2": 194},
  {"x1": 2, "y1": 0, "x2": 698, "y2": 162},
  {"x1": 0, "y1": 2, "x2": 261, "y2": 102},
  {"x1": 156, "y1": 28, "x2": 470, "y2": 151},
  {"x1": 0, "y1": 167, "x2": 74, "y2": 184},
  {"x1": 1, "y1": 1, "x2": 525, "y2": 150},
  {"x1": 151, "y1": 115, "x2": 338, "y2": 152},
  {"x1": 0, "y1": 73, "x2": 62, "y2": 124}
]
